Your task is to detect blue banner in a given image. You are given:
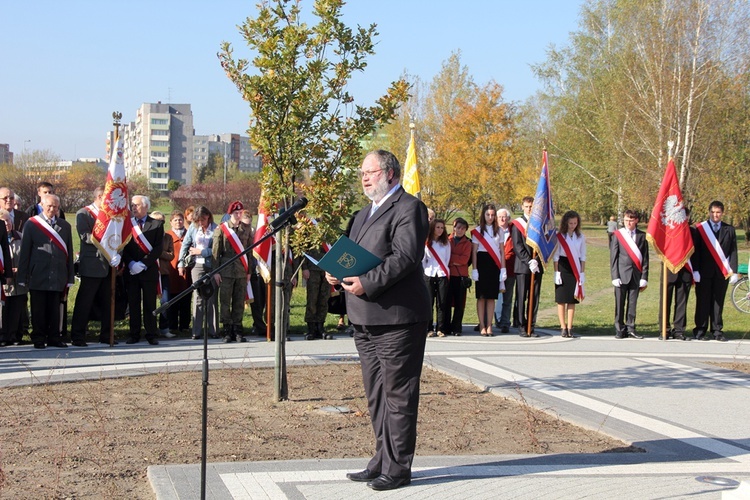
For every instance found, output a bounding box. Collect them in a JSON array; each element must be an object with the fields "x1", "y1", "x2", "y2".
[{"x1": 526, "y1": 151, "x2": 557, "y2": 266}]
